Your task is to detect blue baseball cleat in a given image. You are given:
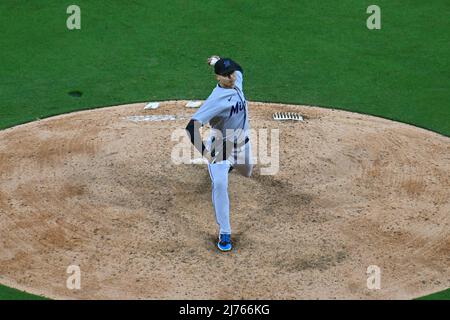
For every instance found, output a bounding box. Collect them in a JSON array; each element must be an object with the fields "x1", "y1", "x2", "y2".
[{"x1": 217, "y1": 233, "x2": 232, "y2": 252}]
